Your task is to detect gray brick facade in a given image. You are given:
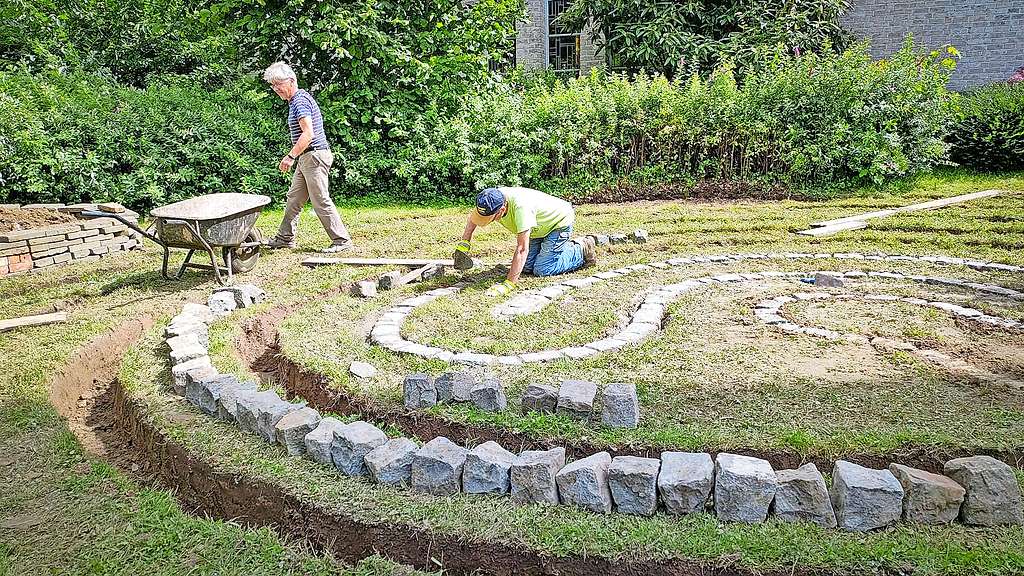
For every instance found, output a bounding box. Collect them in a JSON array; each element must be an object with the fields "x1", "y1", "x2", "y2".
[{"x1": 513, "y1": 0, "x2": 1024, "y2": 88}]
